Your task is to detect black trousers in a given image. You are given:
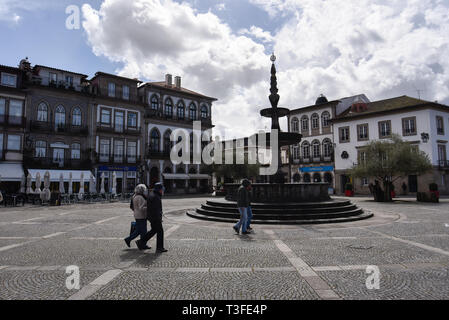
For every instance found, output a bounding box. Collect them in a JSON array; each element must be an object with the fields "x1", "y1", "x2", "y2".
[{"x1": 142, "y1": 218, "x2": 164, "y2": 249}]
